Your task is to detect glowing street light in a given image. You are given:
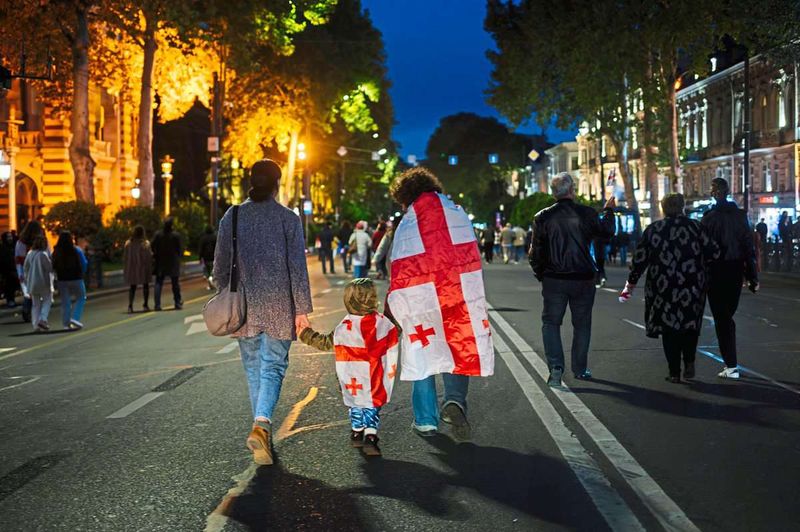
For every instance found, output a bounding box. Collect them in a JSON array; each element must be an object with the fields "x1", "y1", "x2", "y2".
[
  {"x1": 161, "y1": 154, "x2": 175, "y2": 215},
  {"x1": 131, "y1": 178, "x2": 141, "y2": 200},
  {"x1": 297, "y1": 143, "x2": 308, "y2": 161}
]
